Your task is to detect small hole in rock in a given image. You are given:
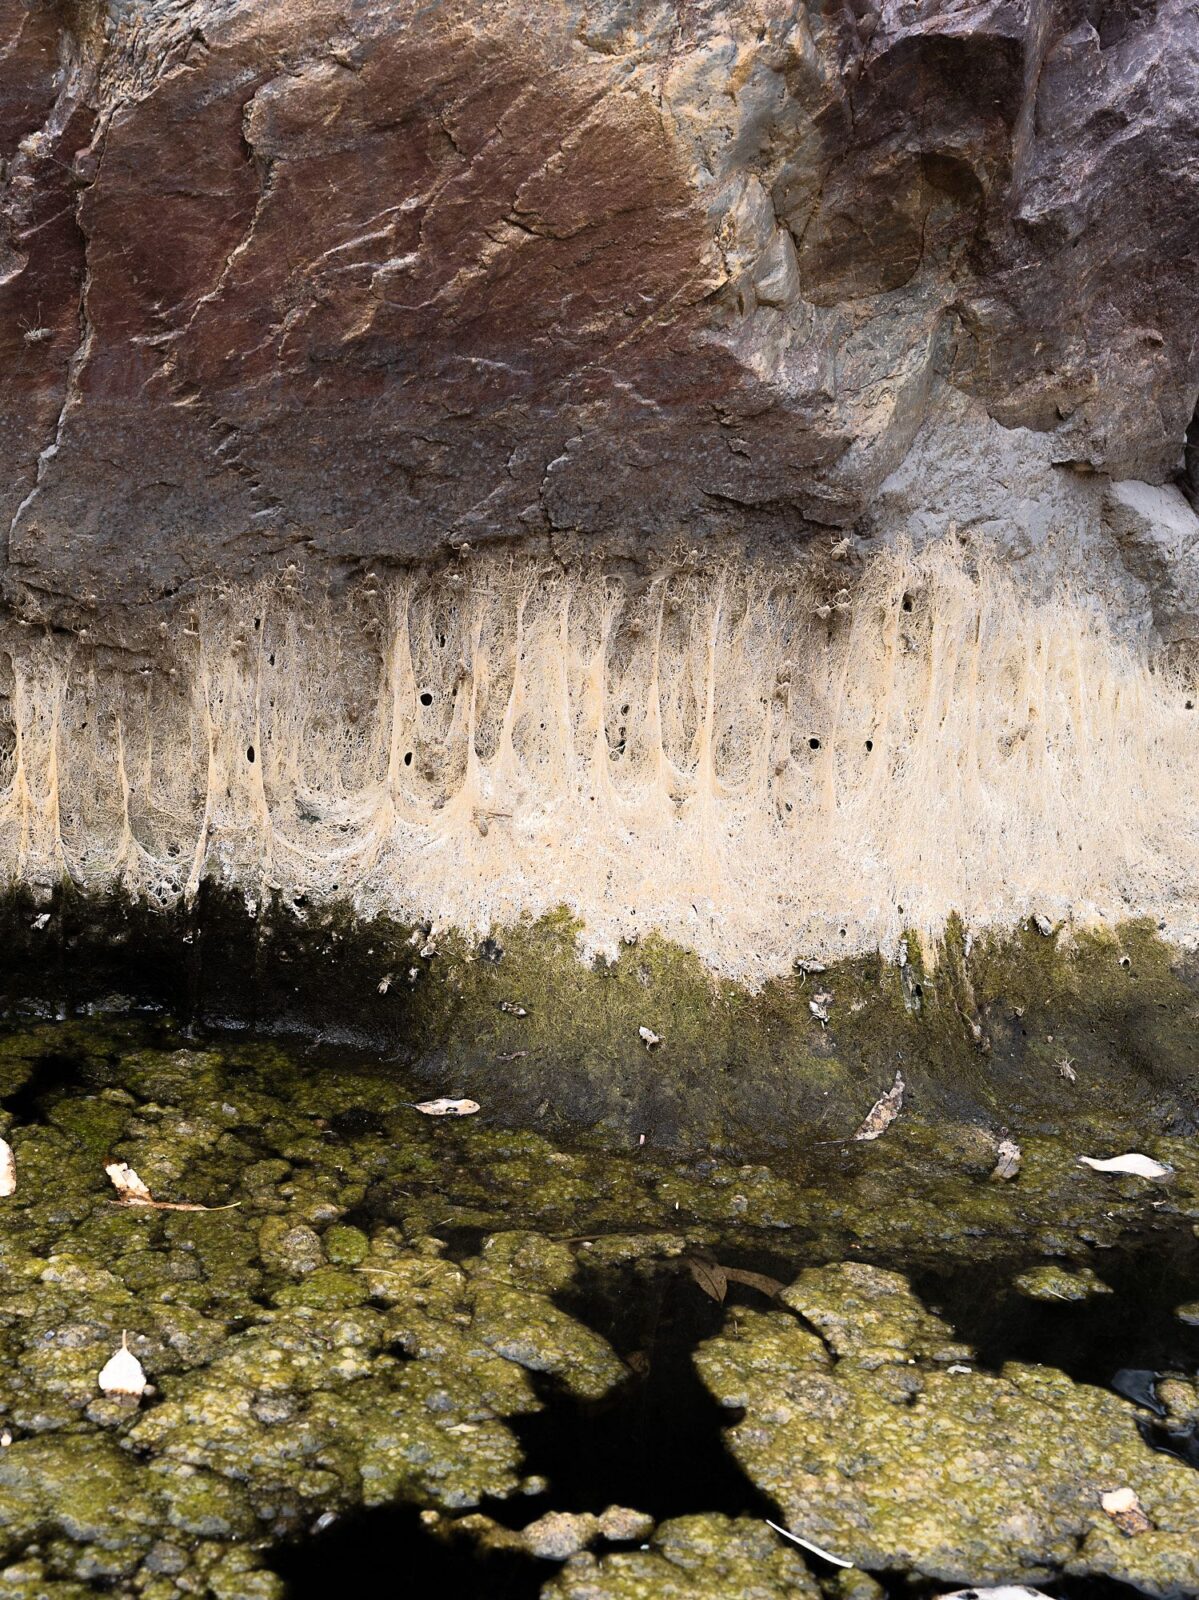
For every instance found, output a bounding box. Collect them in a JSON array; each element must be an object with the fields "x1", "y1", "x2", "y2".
[
  {"x1": 419, "y1": 692, "x2": 433, "y2": 707},
  {"x1": 808, "y1": 737, "x2": 820, "y2": 750},
  {"x1": 902, "y1": 593, "x2": 914, "y2": 612},
  {"x1": 403, "y1": 752, "x2": 413, "y2": 767},
  {"x1": 865, "y1": 739, "x2": 873, "y2": 751},
  {"x1": 246, "y1": 746, "x2": 255, "y2": 764}
]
